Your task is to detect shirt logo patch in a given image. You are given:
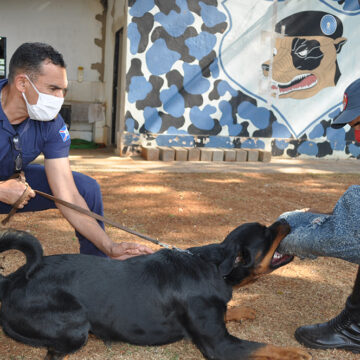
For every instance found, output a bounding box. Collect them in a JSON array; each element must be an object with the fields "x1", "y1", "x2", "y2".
[{"x1": 59, "y1": 125, "x2": 70, "y2": 142}]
